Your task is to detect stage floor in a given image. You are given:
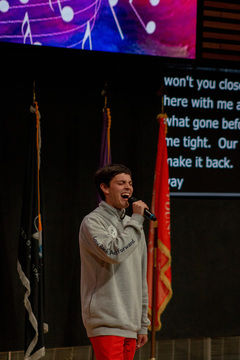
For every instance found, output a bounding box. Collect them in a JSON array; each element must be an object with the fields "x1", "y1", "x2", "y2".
[{"x1": 1, "y1": 336, "x2": 240, "y2": 360}]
